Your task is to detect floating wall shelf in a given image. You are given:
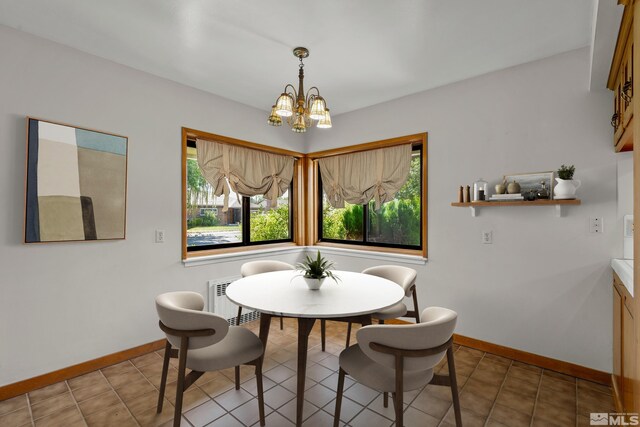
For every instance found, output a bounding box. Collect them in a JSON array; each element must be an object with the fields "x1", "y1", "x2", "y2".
[{"x1": 450, "y1": 199, "x2": 581, "y2": 217}]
